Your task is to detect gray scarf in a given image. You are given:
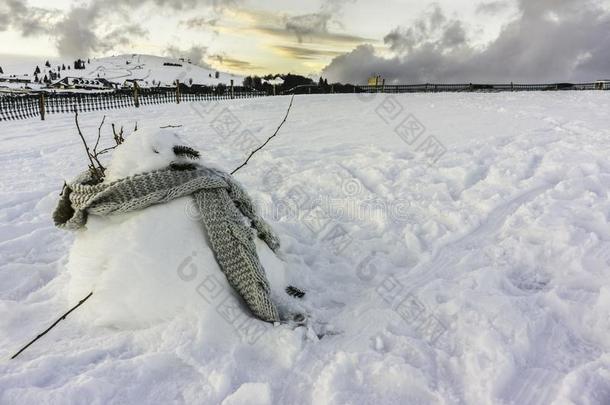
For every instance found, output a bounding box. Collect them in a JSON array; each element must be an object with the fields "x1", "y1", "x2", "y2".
[{"x1": 53, "y1": 165, "x2": 281, "y2": 322}]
